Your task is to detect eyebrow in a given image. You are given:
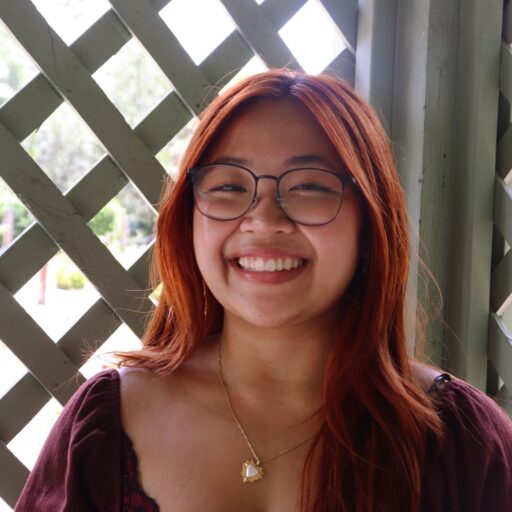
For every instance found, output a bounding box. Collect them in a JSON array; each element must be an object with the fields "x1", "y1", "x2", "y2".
[
  {"x1": 210, "y1": 154, "x2": 337, "y2": 169},
  {"x1": 284, "y1": 154, "x2": 337, "y2": 168}
]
